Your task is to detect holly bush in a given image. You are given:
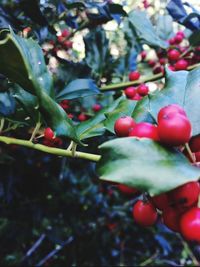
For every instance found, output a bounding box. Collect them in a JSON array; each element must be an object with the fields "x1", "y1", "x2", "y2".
[{"x1": 1, "y1": 0, "x2": 200, "y2": 266}]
